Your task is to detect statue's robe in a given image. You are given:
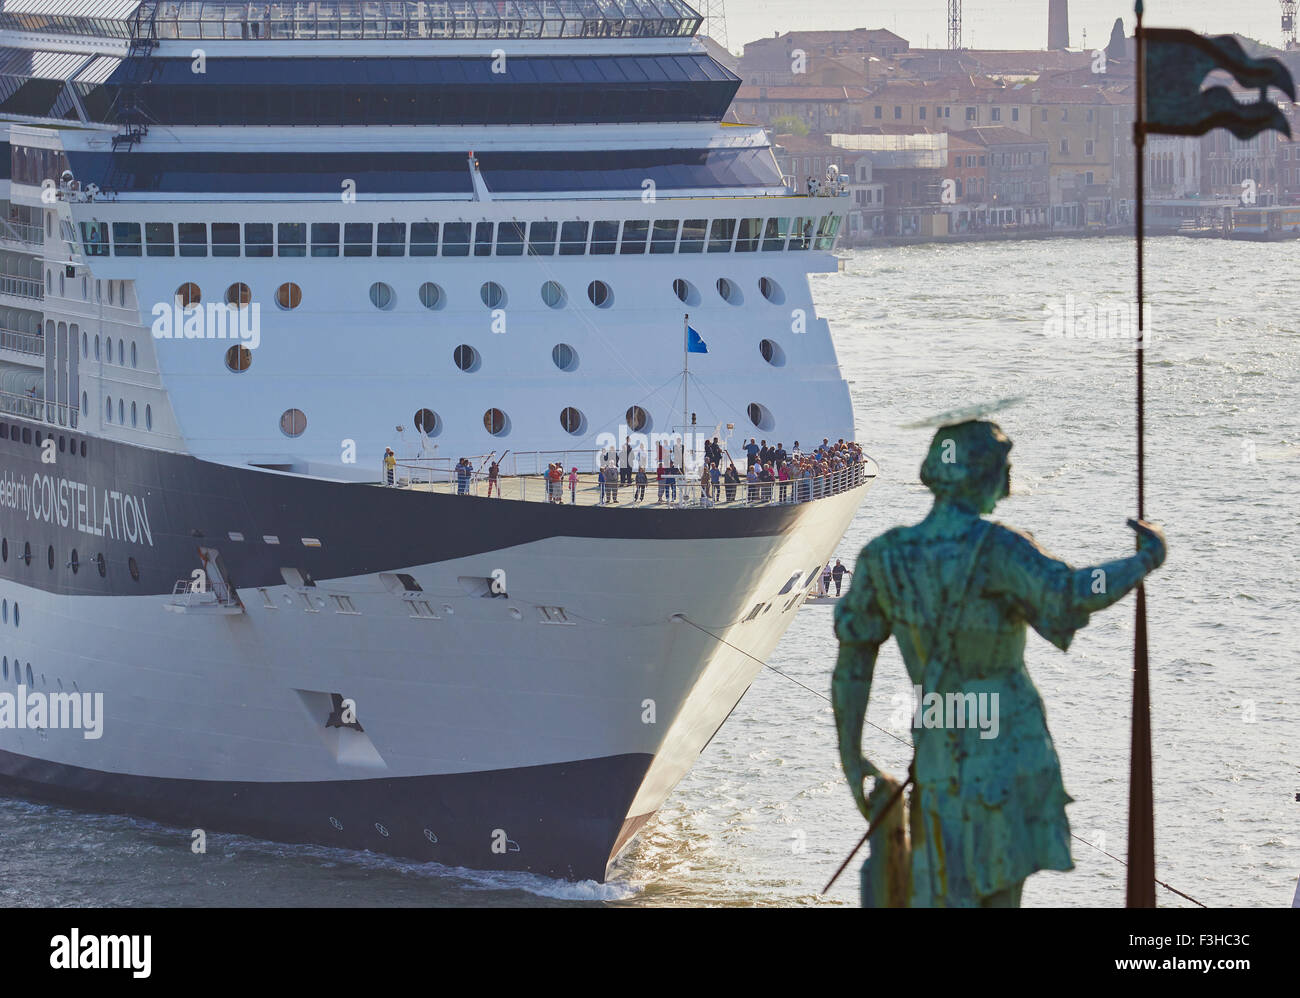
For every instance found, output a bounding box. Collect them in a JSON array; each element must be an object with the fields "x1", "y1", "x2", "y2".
[{"x1": 836, "y1": 517, "x2": 1081, "y2": 907}]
